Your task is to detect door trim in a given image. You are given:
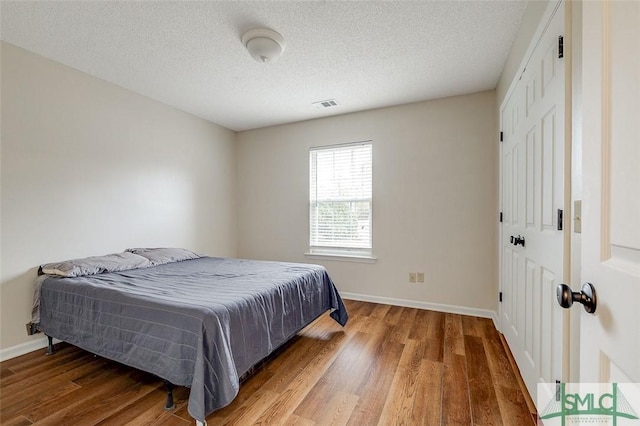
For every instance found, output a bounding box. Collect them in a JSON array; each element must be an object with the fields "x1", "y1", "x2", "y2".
[{"x1": 561, "y1": 0, "x2": 573, "y2": 384}]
